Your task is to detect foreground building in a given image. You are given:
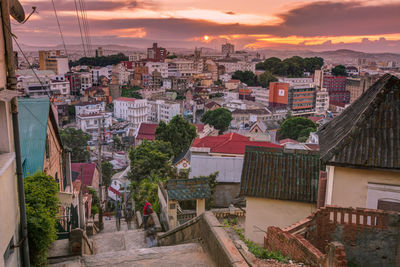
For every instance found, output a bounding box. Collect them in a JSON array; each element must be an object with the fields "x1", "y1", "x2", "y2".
[
  {"x1": 240, "y1": 146, "x2": 323, "y2": 244},
  {"x1": 113, "y1": 97, "x2": 148, "y2": 130},
  {"x1": 318, "y1": 74, "x2": 400, "y2": 210}
]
